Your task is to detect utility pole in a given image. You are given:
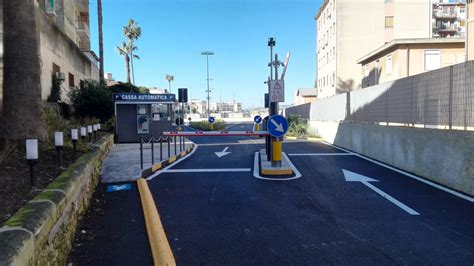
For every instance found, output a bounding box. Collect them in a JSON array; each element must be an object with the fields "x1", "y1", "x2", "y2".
[{"x1": 201, "y1": 51, "x2": 214, "y2": 118}]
